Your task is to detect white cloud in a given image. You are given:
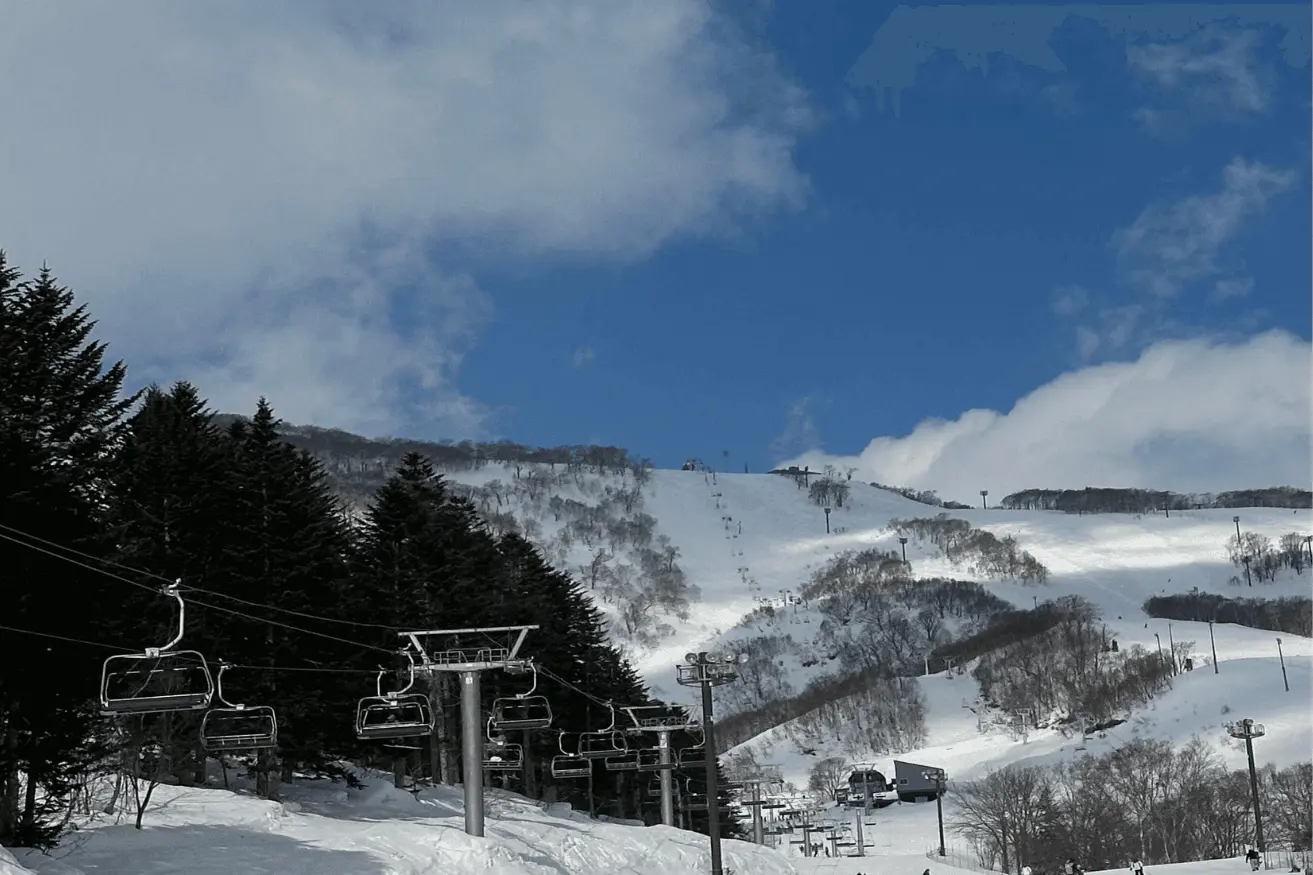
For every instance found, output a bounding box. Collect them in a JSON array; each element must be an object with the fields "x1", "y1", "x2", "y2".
[
  {"x1": 1050, "y1": 285, "x2": 1089, "y2": 317},
  {"x1": 771, "y1": 396, "x2": 824, "y2": 459},
  {"x1": 782, "y1": 331, "x2": 1311, "y2": 502},
  {"x1": 572, "y1": 346, "x2": 596, "y2": 368},
  {"x1": 1211, "y1": 277, "x2": 1255, "y2": 302},
  {"x1": 1112, "y1": 157, "x2": 1297, "y2": 299},
  {"x1": 1054, "y1": 157, "x2": 1297, "y2": 361},
  {"x1": 0, "y1": 2, "x2": 809, "y2": 436},
  {"x1": 1128, "y1": 27, "x2": 1273, "y2": 136}
]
